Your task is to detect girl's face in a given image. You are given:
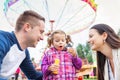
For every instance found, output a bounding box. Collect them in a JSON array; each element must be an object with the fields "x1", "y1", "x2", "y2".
[
  {"x1": 88, "y1": 29, "x2": 106, "y2": 51},
  {"x1": 52, "y1": 33, "x2": 66, "y2": 51}
]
